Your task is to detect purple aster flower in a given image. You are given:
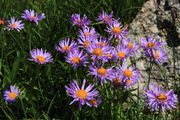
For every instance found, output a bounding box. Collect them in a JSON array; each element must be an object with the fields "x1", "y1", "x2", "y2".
[
  {"x1": 118, "y1": 64, "x2": 140, "y2": 87},
  {"x1": 145, "y1": 84, "x2": 178, "y2": 112},
  {"x1": 28, "y1": 48, "x2": 53, "y2": 64},
  {"x1": 55, "y1": 38, "x2": 77, "y2": 53},
  {"x1": 146, "y1": 49, "x2": 167, "y2": 64},
  {"x1": 89, "y1": 64, "x2": 113, "y2": 85},
  {"x1": 0, "y1": 18, "x2": 5, "y2": 25},
  {"x1": 21, "y1": 9, "x2": 45, "y2": 24},
  {"x1": 109, "y1": 69, "x2": 125, "y2": 87},
  {"x1": 65, "y1": 49, "x2": 88, "y2": 68},
  {"x1": 4, "y1": 85, "x2": 20, "y2": 102},
  {"x1": 78, "y1": 25, "x2": 98, "y2": 40},
  {"x1": 121, "y1": 38, "x2": 140, "y2": 55},
  {"x1": 77, "y1": 37, "x2": 92, "y2": 48},
  {"x1": 102, "y1": 46, "x2": 117, "y2": 63},
  {"x1": 106, "y1": 20, "x2": 128, "y2": 40},
  {"x1": 141, "y1": 35, "x2": 163, "y2": 50},
  {"x1": 116, "y1": 45, "x2": 131, "y2": 61},
  {"x1": 6, "y1": 17, "x2": 24, "y2": 31},
  {"x1": 86, "y1": 44, "x2": 110, "y2": 61},
  {"x1": 92, "y1": 37, "x2": 110, "y2": 47},
  {"x1": 65, "y1": 79, "x2": 99, "y2": 109},
  {"x1": 70, "y1": 14, "x2": 90, "y2": 27},
  {"x1": 124, "y1": 78, "x2": 139, "y2": 88},
  {"x1": 87, "y1": 97, "x2": 102, "y2": 107},
  {"x1": 96, "y1": 11, "x2": 114, "y2": 24}
]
